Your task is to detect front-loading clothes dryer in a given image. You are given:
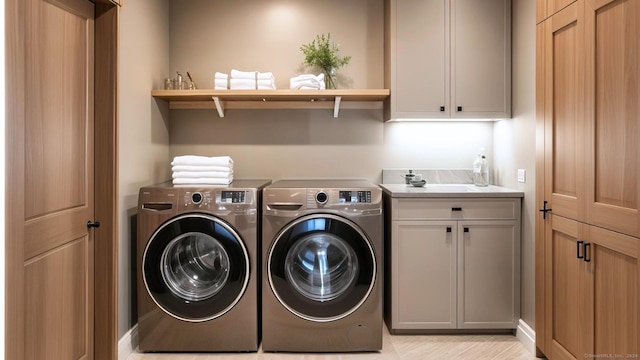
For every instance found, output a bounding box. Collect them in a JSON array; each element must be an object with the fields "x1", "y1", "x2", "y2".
[
  {"x1": 262, "y1": 180, "x2": 383, "y2": 352},
  {"x1": 136, "y1": 179, "x2": 270, "y2": 352}
]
